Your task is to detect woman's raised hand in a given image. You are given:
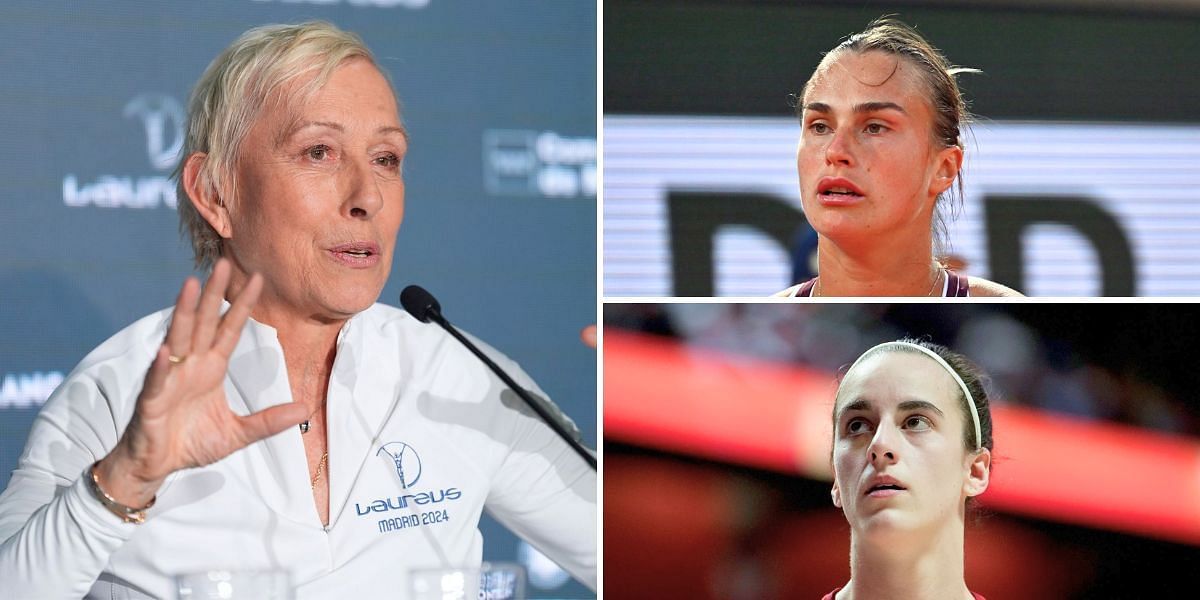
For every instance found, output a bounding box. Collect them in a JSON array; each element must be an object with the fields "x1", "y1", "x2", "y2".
[{"x1": 94, "y1": 259, "x2": 308, "y2": 508}]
